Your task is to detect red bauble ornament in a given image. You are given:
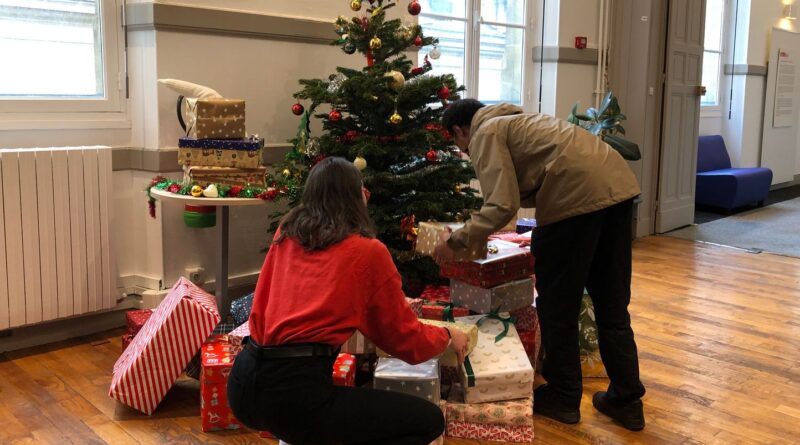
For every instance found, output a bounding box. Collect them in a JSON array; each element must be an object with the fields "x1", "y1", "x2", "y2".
[
  {"x1": 438, "y1": 86, "x2": 450, "y2": 100},
  {"x1": 228, "y1": 185, "x2": 243, "y2": 197},
  {"x1": 167, "y1": 183, "x2": 181, "y2": 194},
  {"x1": 411, "y1": 67, "x2": 424, "y2": 75},
  {"x1": 291, "y1": 103, "x2": 304, "y2": 115},
  {"x1": 408, "y1": 1, "x2": 421, "y2": 15},
  {"x1": 426, "y1": 149, "x2": 438, "y2": 162},
  {"x1": 329, "y1": 110, "x2": 342, "y2": 121},
  {"x1": 414, "y1": 36, "x2": 423, "y2": 46}
]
